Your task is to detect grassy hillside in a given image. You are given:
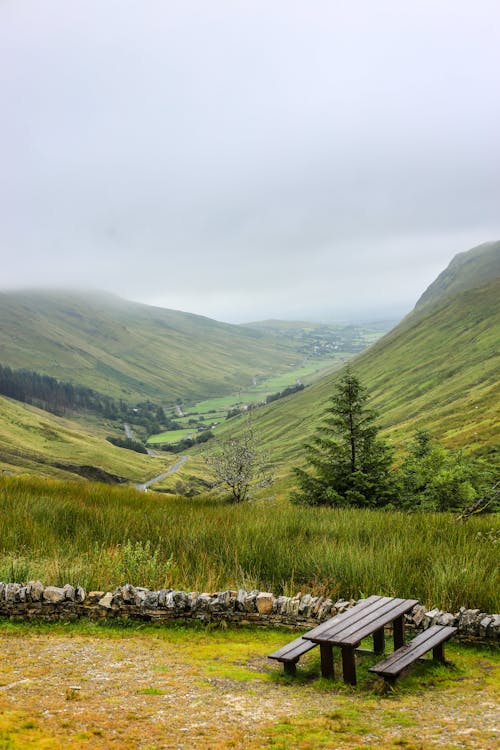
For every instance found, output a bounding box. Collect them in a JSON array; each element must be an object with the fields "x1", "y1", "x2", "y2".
[
  {"x1": 204, "y1": 247, "x2": 499, "y2": 476},
  {"x1": 0, "y1": 290, "x2": 298, "y2": 403},
  {"x1": 415, "y1": 240, "x2": 500, "y2": 309},
  {"x1": 0, "y1": 395, "x2": 166, "y2": 483}
]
